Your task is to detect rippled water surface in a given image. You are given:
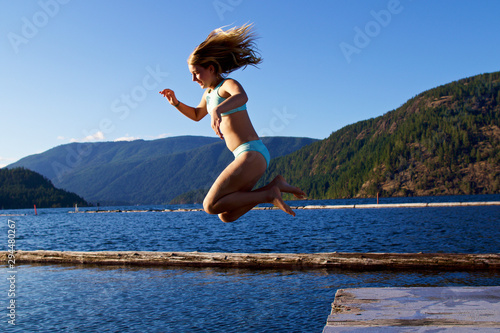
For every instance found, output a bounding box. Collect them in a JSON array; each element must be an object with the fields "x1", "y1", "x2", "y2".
[{"x1": 1, "y1": 195, "x2": 499, "y2": 332}]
